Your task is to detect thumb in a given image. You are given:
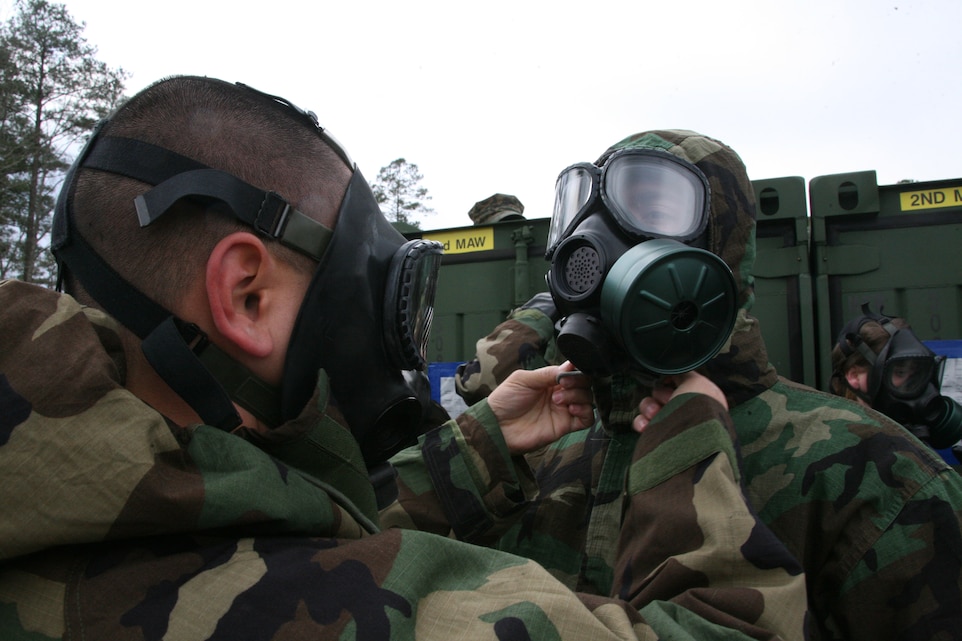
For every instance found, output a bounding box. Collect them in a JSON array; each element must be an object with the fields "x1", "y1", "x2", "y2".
[{"x1": 510, "y1": 364, "x2": 562, "y2": 390}]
